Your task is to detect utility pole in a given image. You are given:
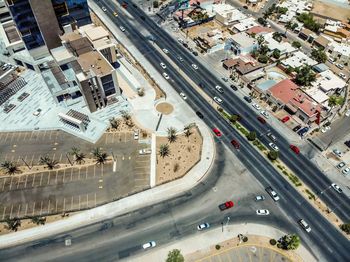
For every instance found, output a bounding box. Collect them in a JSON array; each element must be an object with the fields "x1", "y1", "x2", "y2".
[{"x1": 221, "y1": 222, "x2": 224, "y2": 232}]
